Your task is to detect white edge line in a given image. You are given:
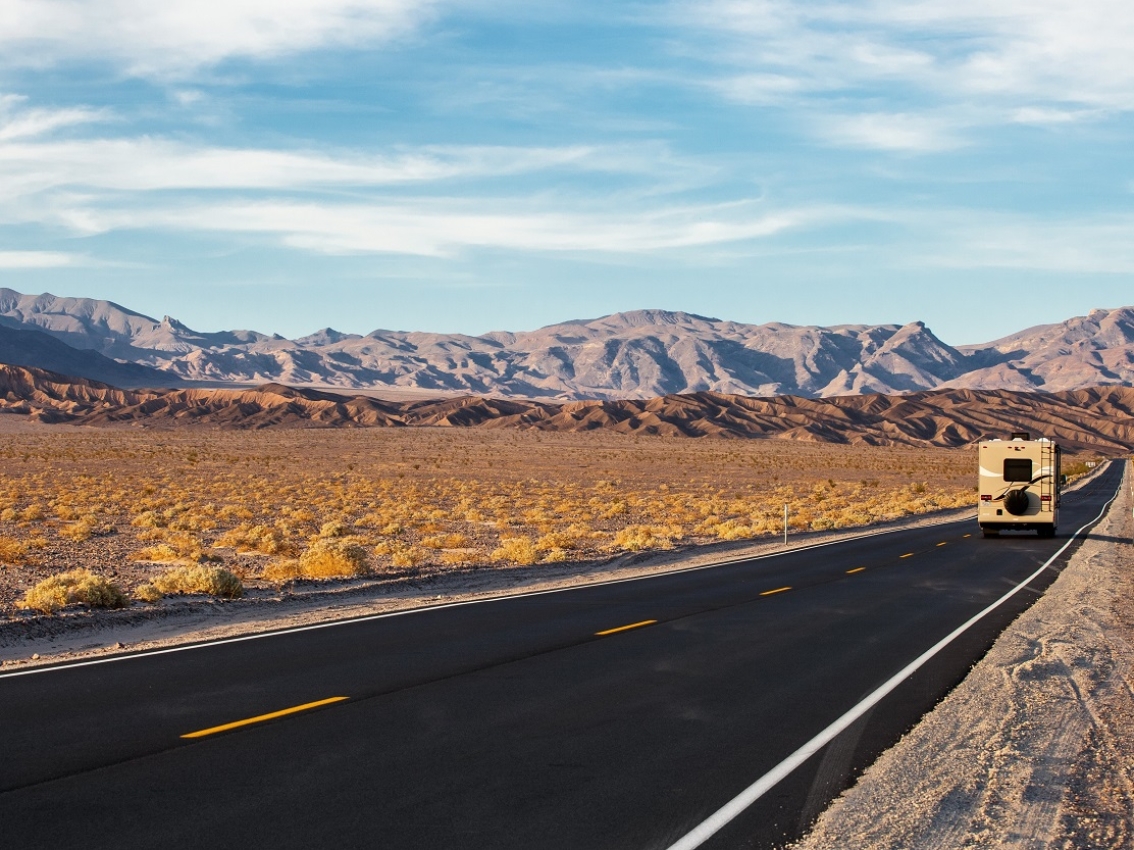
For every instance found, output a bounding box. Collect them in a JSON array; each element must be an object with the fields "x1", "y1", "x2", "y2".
[
  {"x1": 664, "y1": 469, "x2": 1122, "y2": 850},
  {"x1": 0, "y1": 466, "x2": 1111, "y2": 681}
]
